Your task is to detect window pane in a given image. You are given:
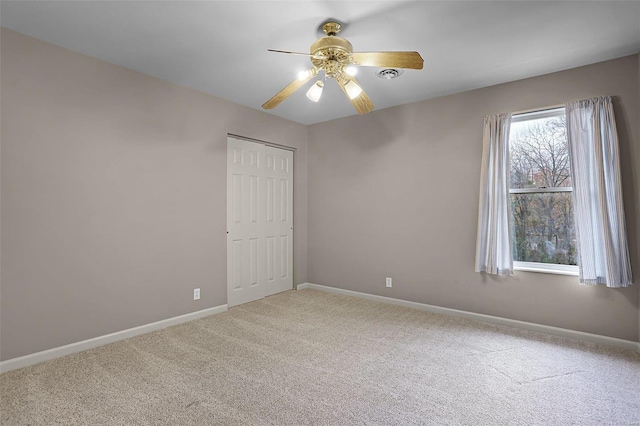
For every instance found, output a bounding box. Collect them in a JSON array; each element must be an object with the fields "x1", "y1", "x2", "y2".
[
  {"x1": 509, "y1": 115, "x2": 572, "y2": 189},
  {"x1": 510, "y1": 192, "x2": 576, "y2": 265}
]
